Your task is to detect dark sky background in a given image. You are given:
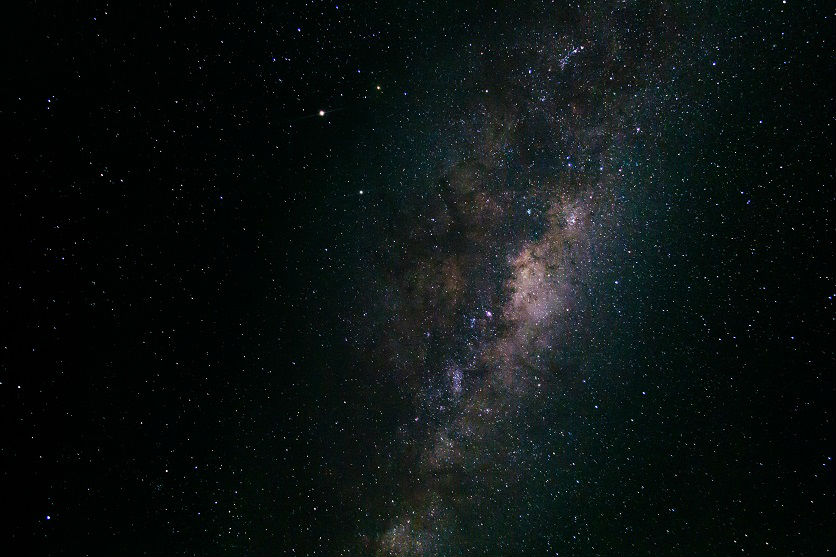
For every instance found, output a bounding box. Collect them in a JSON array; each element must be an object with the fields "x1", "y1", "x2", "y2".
[{"x1": 4, "y1": 1, "x2": 834, "y2": 555}]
